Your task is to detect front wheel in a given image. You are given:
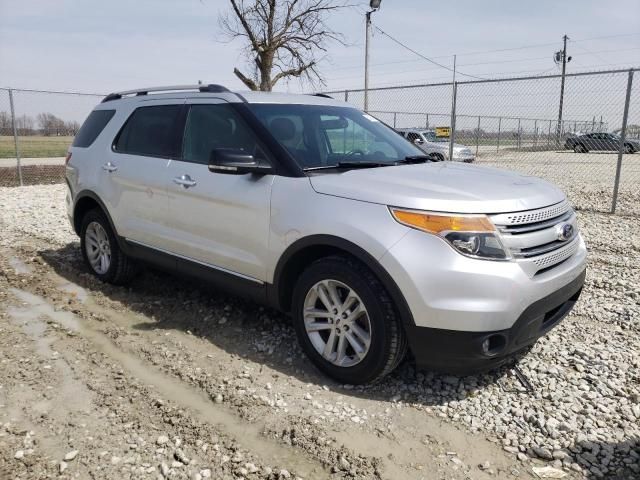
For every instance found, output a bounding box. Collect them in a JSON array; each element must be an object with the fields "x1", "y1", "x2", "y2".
[
  {"x1": 624, "y1": 143, "x2": 635, "y2": 154},
  {"x1": 430, "y1": 153, "x2": 445, "y2": 162},
  {"x1": 292, "y1": 255, "x2": 407, "y2": 384}
]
